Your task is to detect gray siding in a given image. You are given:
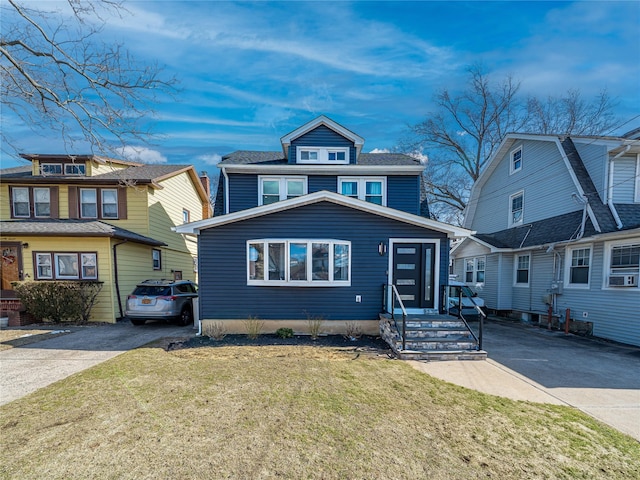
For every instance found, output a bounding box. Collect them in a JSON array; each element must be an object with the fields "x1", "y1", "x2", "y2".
[
  {"x1": 612, "y1": 157, "x2": 637, "y2": 203},
  {"x1": 575, "y1": 142, "x2": 608, "y2": 202},
  {"x1": 289, "y1": 125, "x2": 356, "y2": 164},
  {"x1": 471, "y1": 140, "x2": 579, "y2": 233},
  {"x1": 198, "y1": 202, "x2": 447, "y2": 321}
]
